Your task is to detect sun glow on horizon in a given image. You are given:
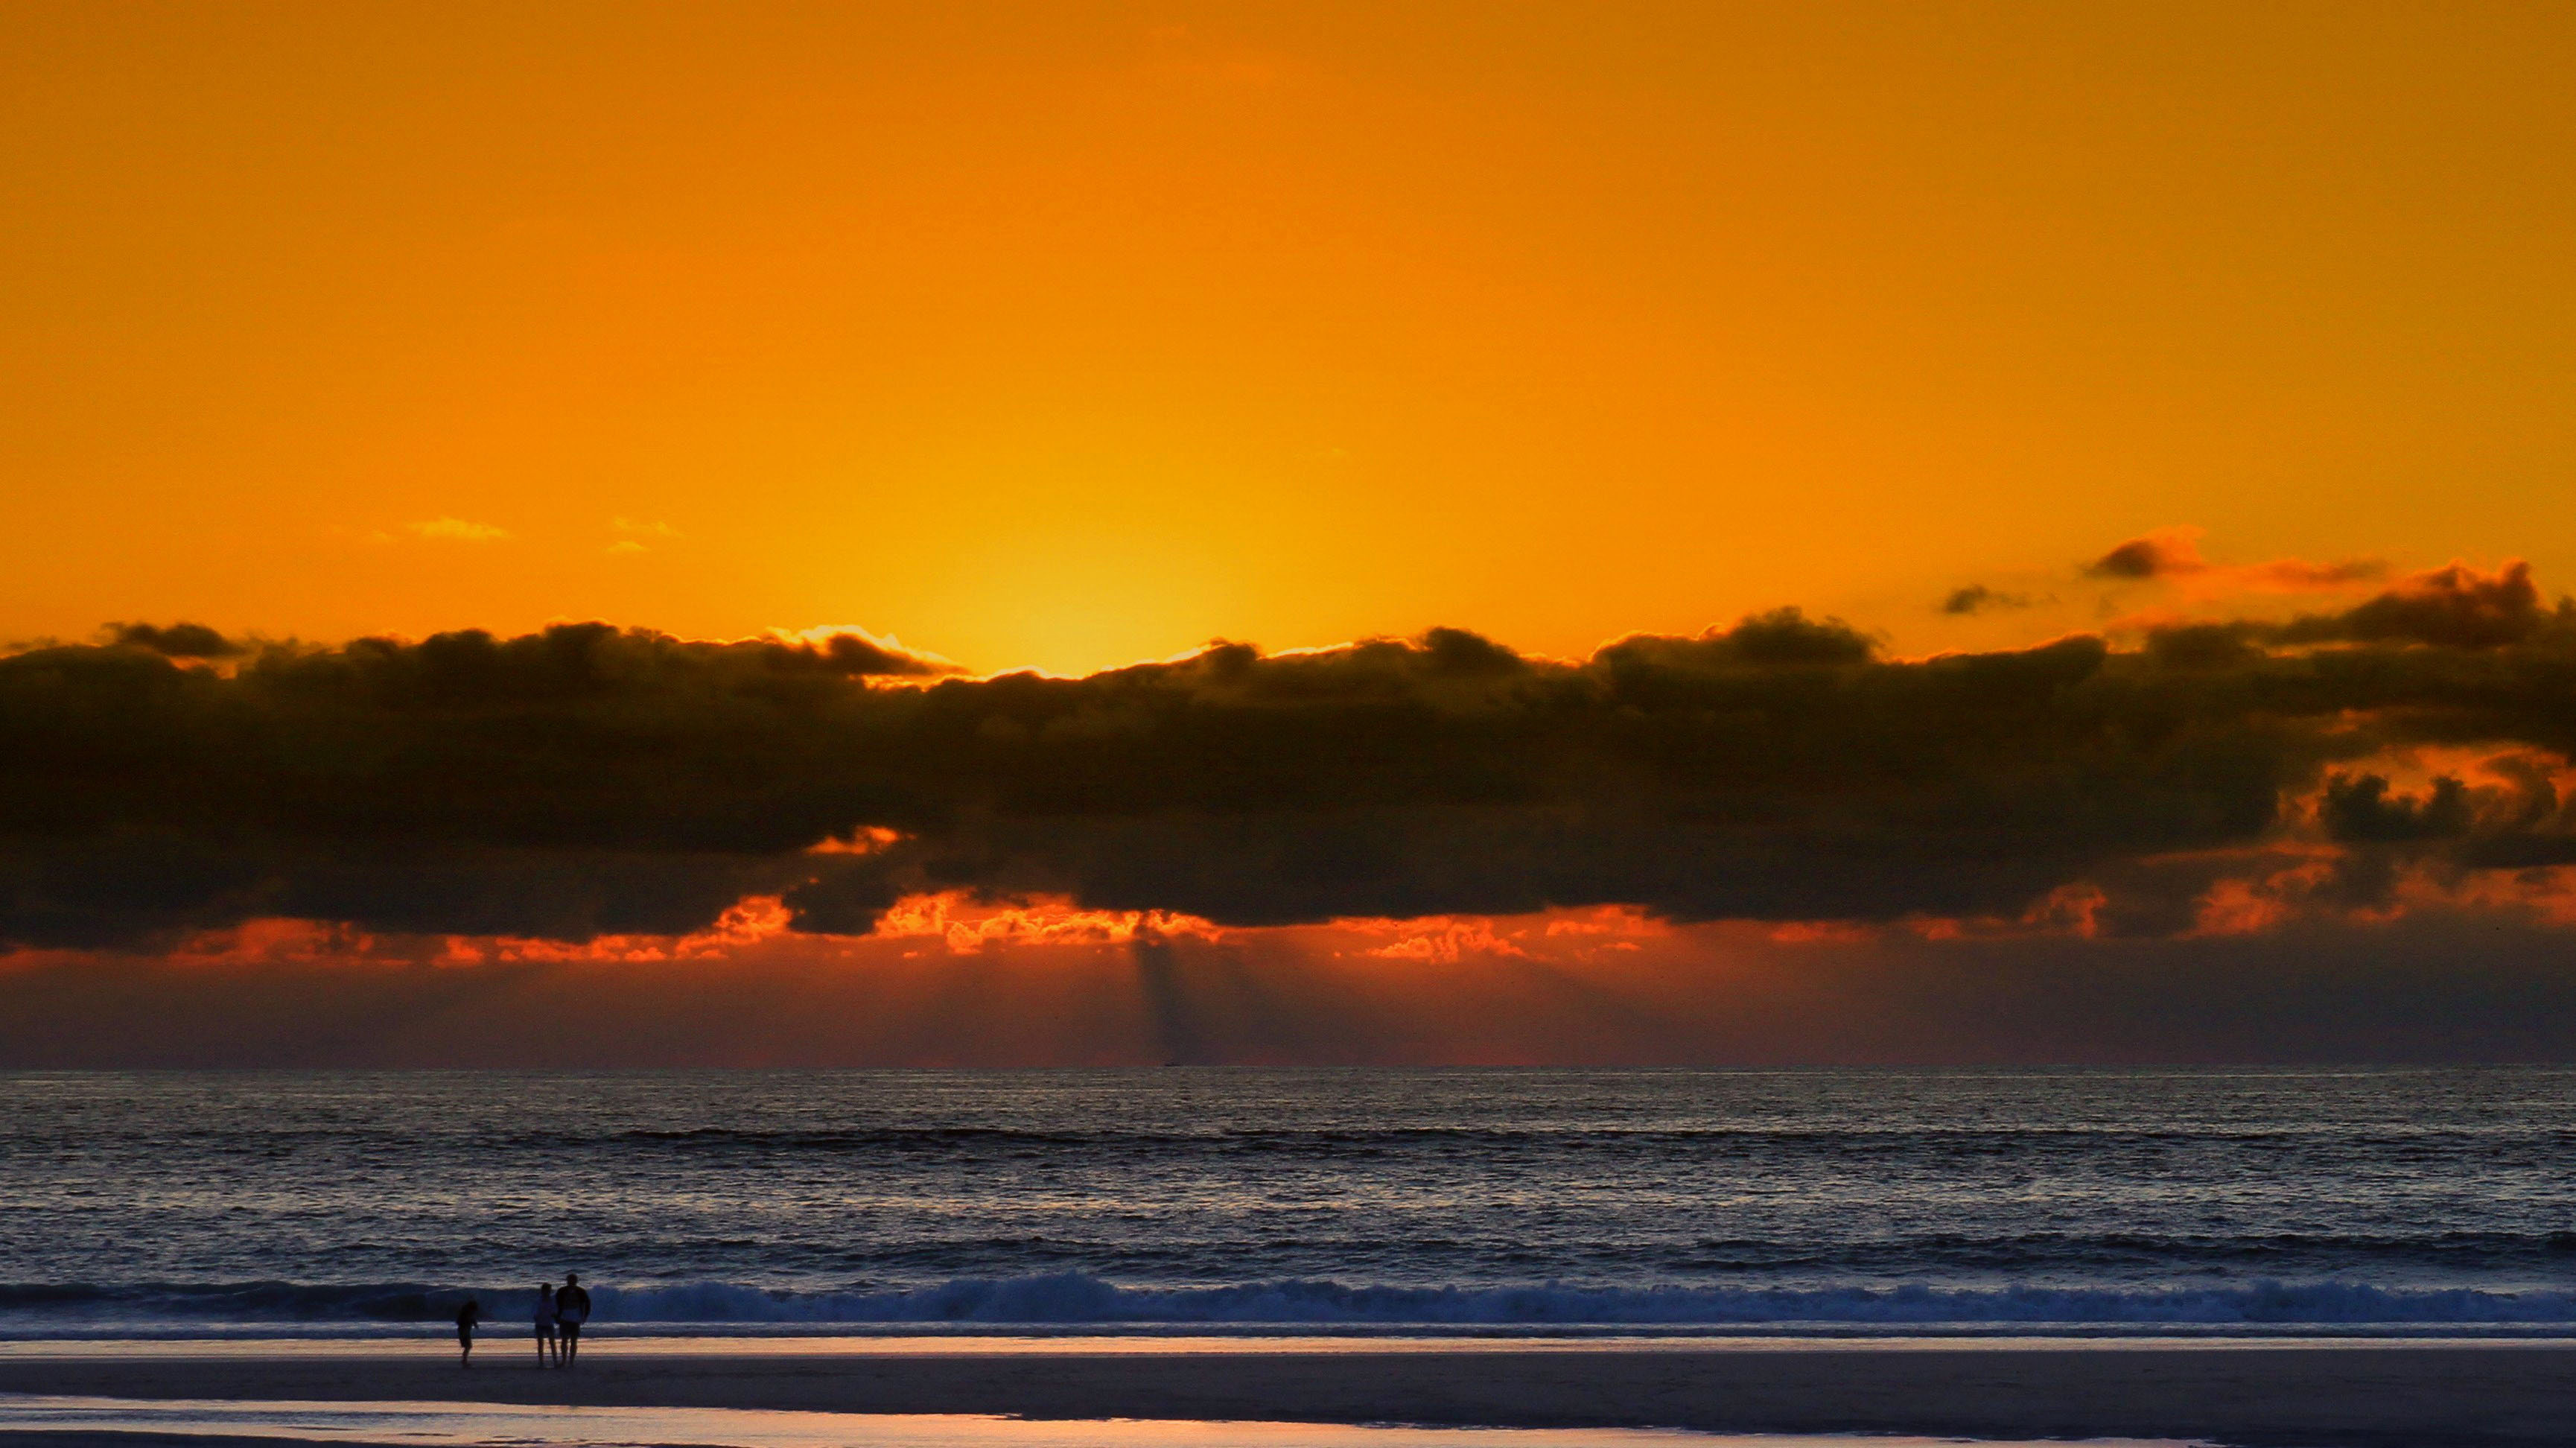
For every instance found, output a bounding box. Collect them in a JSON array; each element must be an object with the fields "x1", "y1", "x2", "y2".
[{"x1": 8, "y1": 5, "x2": 2576, "y2": 676}]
